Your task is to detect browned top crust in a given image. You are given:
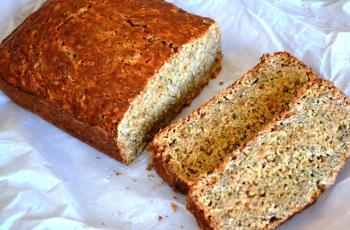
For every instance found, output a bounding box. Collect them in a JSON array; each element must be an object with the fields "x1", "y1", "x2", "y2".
[{"x1": 0, "y1": 0, "x2": 214, "y2": 138}]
